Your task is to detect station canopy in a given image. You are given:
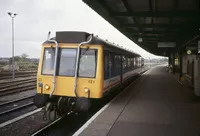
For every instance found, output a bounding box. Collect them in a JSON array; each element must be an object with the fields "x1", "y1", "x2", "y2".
[{"x1": 83, "y1": 0, "x2": 200, "y2": 56}]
